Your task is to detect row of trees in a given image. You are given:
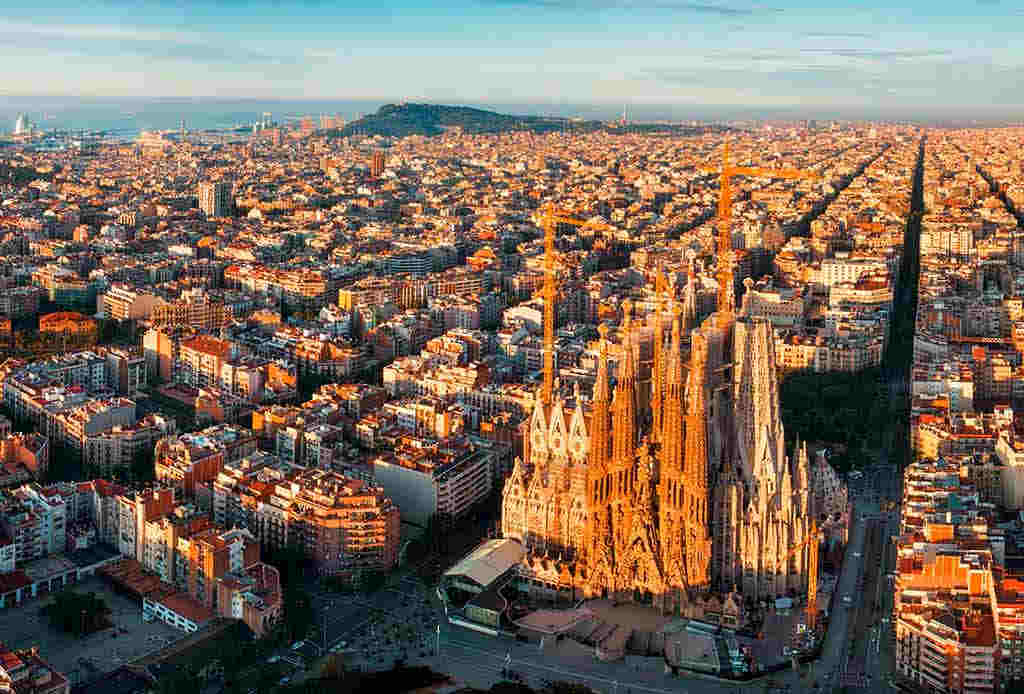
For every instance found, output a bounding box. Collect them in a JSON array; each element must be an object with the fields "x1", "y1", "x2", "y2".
[{"x1": 778, "y1": 367, "x2": 890, "y2": 473}]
